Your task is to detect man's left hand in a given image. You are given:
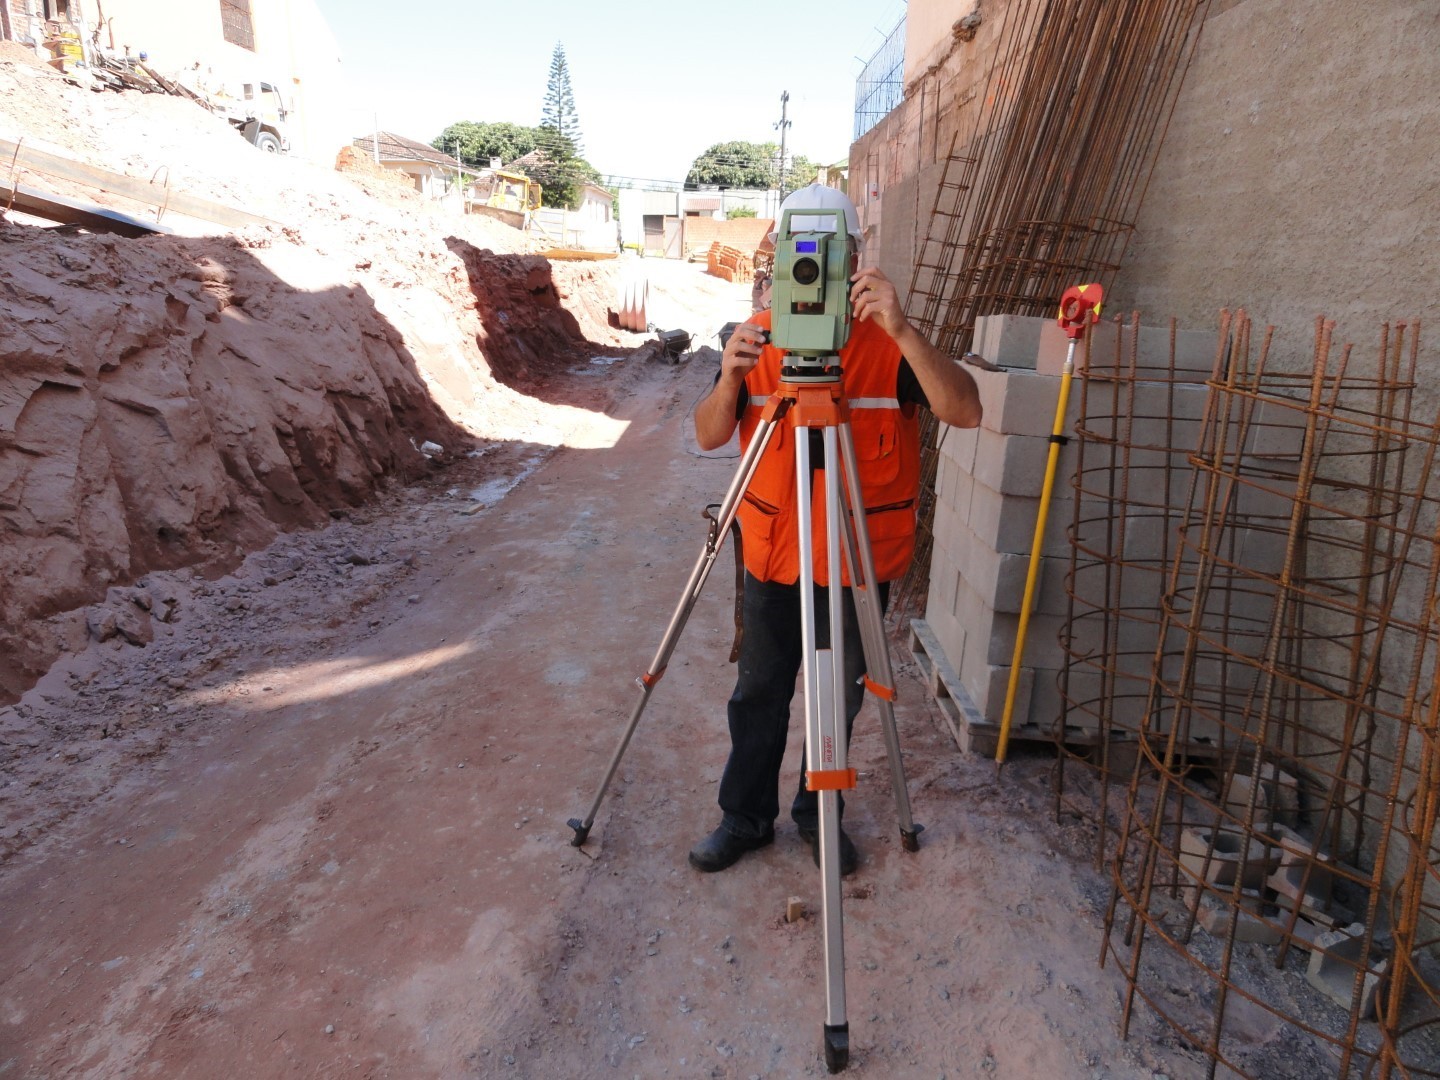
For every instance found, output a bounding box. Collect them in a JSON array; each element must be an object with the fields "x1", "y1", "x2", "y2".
[{"x1": 850, "y1": 266, "x2": 909, "y2": 339}]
